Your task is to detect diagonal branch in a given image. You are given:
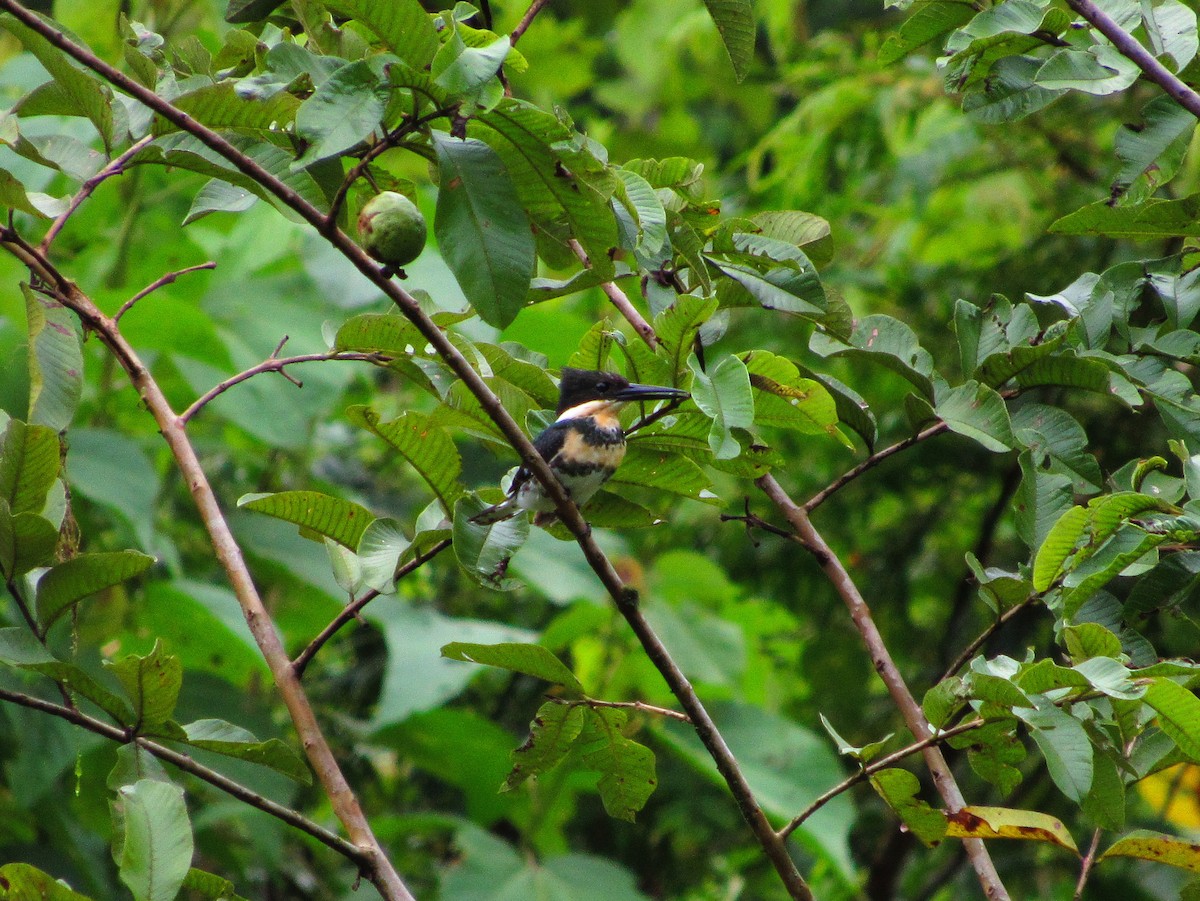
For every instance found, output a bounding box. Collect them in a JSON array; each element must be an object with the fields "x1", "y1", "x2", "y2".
[
  {"x1": 804, "y1": 422, "x2": 948, "y2": 512},
  {"x1": 0, "y1": 6, "x2": 813, "y2": 898},
  {"x1": 1066, "y1": 0, "x2": 1200, "y2": 119},
  {"x1": 0, "y1": 685, "x2": 366, "y2": 864},
  {"x1": 115, "y1": 261, "x2": 216, "y2": 323},
  {"x1": 568, "y1": 238, "x2": 658, "y2": 348},
  {"x1": 756, "y1": 473, "x2": 1011, "y2": 901}
]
